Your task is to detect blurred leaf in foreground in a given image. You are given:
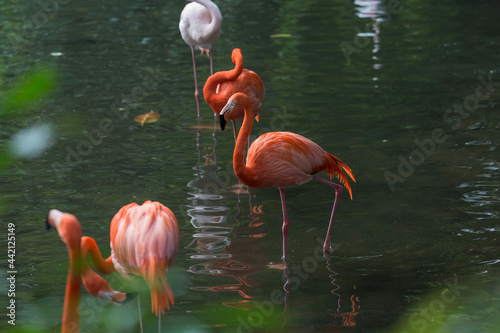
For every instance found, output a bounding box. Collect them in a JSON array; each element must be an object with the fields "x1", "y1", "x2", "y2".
[{"x1": 0, "y1": 67, "x2": 57, "y2": 114}]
